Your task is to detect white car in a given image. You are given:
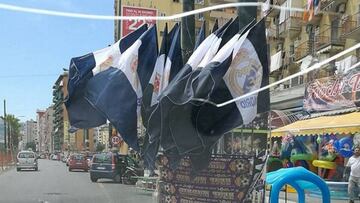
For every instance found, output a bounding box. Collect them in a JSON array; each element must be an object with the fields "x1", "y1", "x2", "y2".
[{"x1": 16, "y1": 151, "x2": 38, "y2": 171}]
